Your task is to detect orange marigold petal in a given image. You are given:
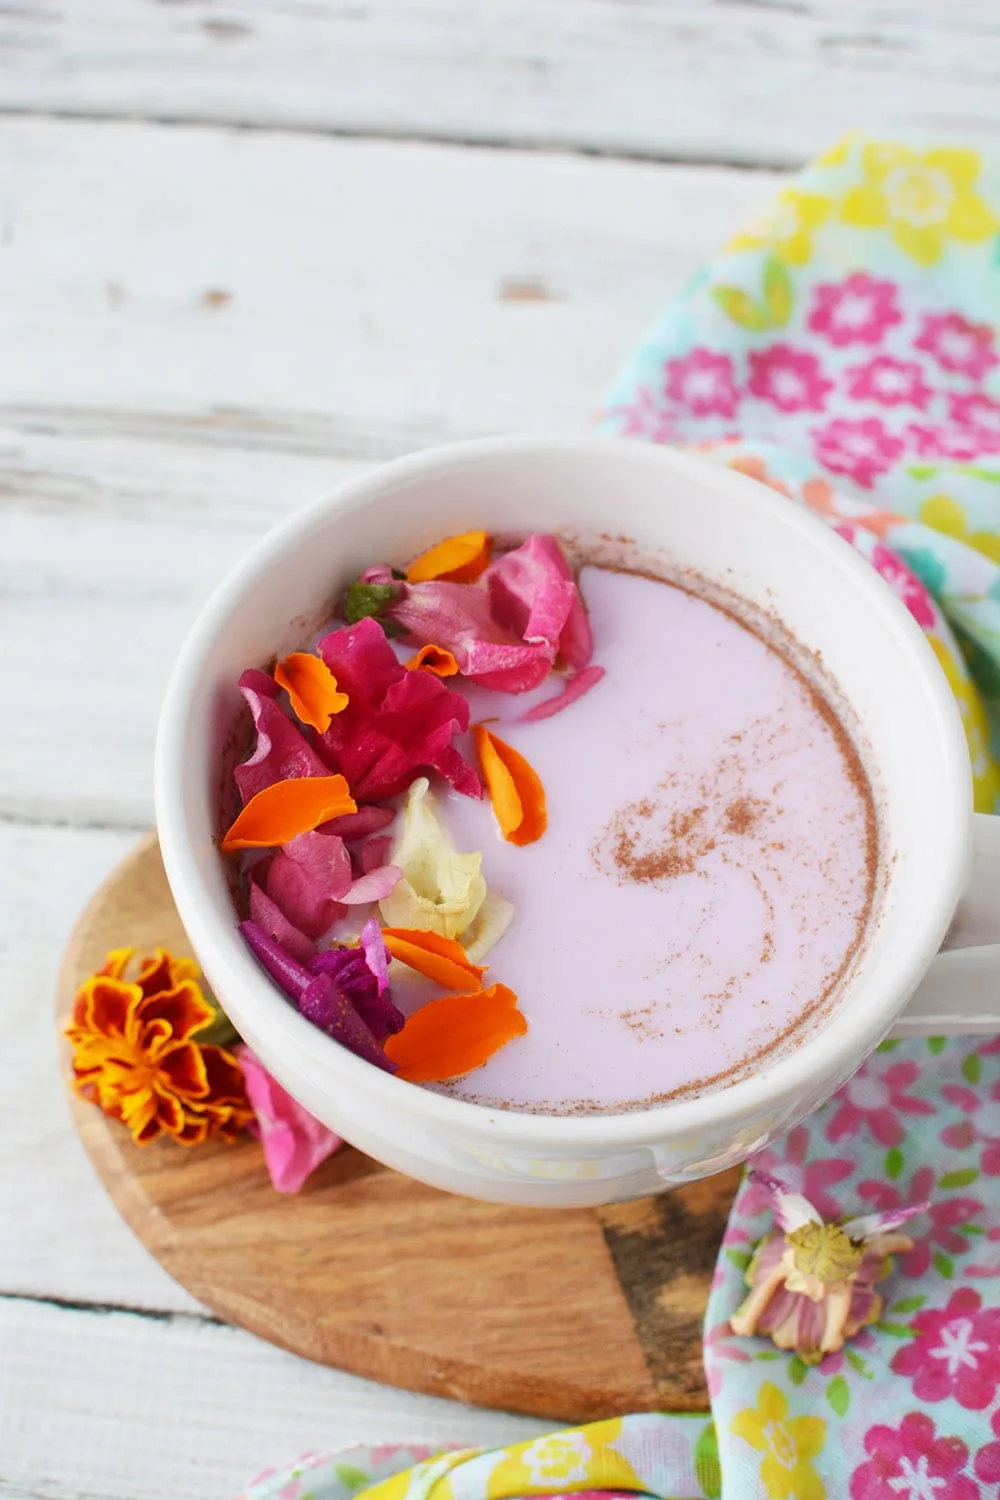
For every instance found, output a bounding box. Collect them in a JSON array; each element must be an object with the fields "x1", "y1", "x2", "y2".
[
  {"x1": 381, "y1": 928, "x2": 487, "y2": 991},
  {"x1": 384, "y1": 982, "x2": 526, "y2": 1082},
  {"x1": 405, "y1": 643, "x2": 460, "y2": 678},
  {"x1": 74, "y1": 975, "x2": 141, "y2": 1038},
  {"x1": 200, "y1": 1045, "x2": 251, "y2": 1109},
  {"x1": 140, "y1": 980, "x2": 216, "y2": 1044},
  {"x1": 406, "y1": 530, "x2": 490, "y2": 584},
  {"x1": 221, "y1": 774, "x2": 357, "y2": 851},
  {"x1": 274, "y1": 652, "x2": 350, "y2": 733},
  {"x1": 472, "y1": 725, "x2": 547, "y2": 846},
  {"x1": 135, "y1": 949, "x2": 175, "y2": 998},
  {"x1": 157, "y1": 1041, "x2": 211, "y2": 1100},
  {"x1": 98, "y1": 947, "x2": 134, "y2": 981}
]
